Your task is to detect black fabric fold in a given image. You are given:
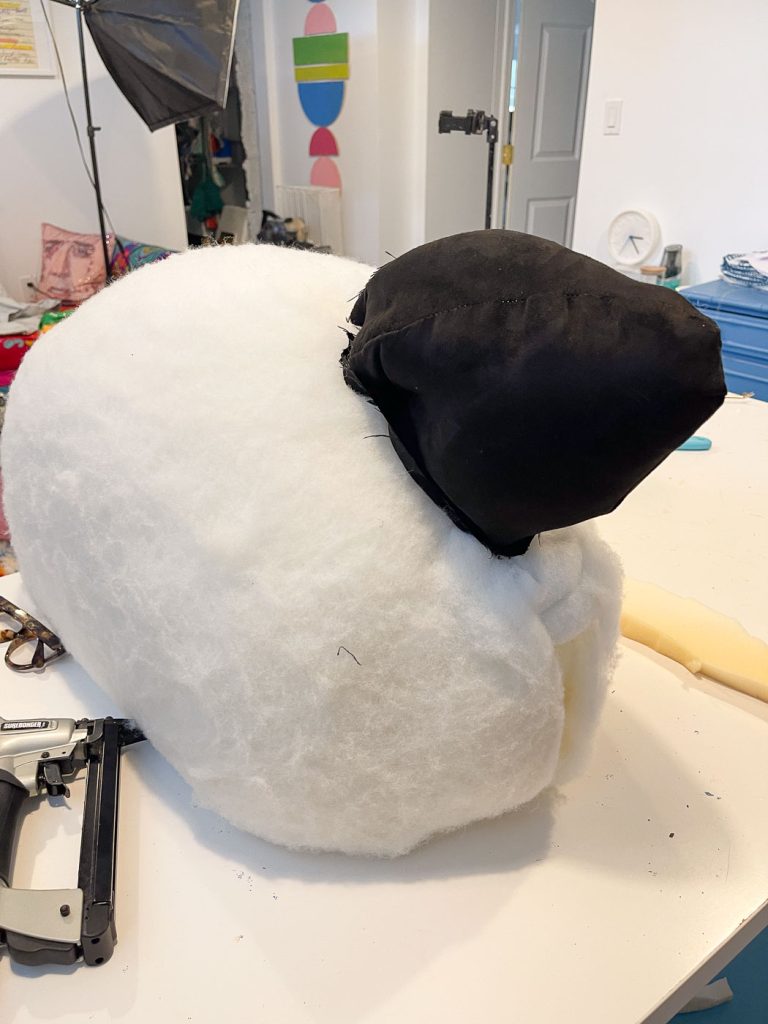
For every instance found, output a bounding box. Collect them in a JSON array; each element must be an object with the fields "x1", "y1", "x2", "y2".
[{"x1": 341, "y1": 230, "x2": 726, "y2": 556}]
